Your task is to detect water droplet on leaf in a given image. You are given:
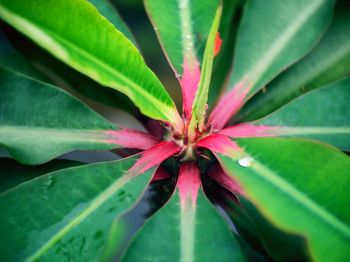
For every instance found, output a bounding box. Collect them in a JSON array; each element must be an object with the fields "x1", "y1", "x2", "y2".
[{"x1": 238, "y1": 156, "x2": 254, "y2": 167}]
